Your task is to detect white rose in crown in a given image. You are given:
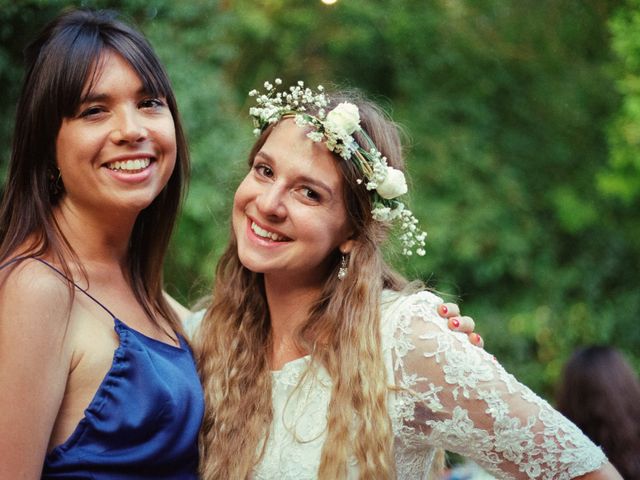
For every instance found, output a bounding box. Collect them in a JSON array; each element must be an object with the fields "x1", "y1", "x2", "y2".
[
  {"x1": 376, "y1": 166, "x2": 408, "y2": 199},
  {"x1": 325, "y1": 102, "x2": 361, "y2": 136}
]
